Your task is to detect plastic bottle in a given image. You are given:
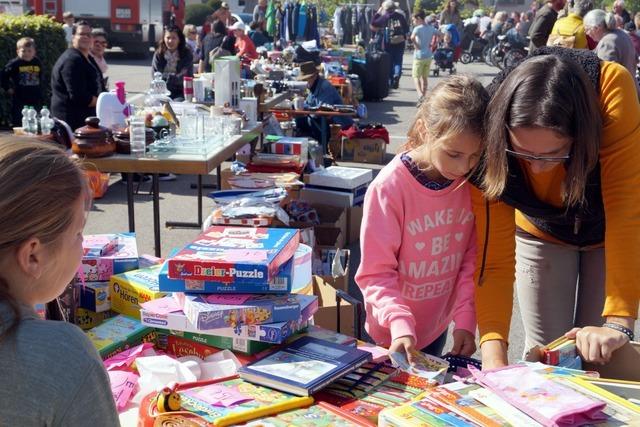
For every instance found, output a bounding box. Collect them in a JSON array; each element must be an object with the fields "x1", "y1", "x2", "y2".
[
  {"x1": 26, "y1": 106, "x2": 38, "y2": 135},
  {"x1": 129, "y1": 116, "x2": 146, "y2": 157},
  {"x1": 39, "y1": 106, "x2": 54, "y2": 135},
  {"x1": 97, "y1": 81, "x2": 130, "y2": 129},
  {"x1": 21, "y1": 105, "x2": 29, "y2": 133}
]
